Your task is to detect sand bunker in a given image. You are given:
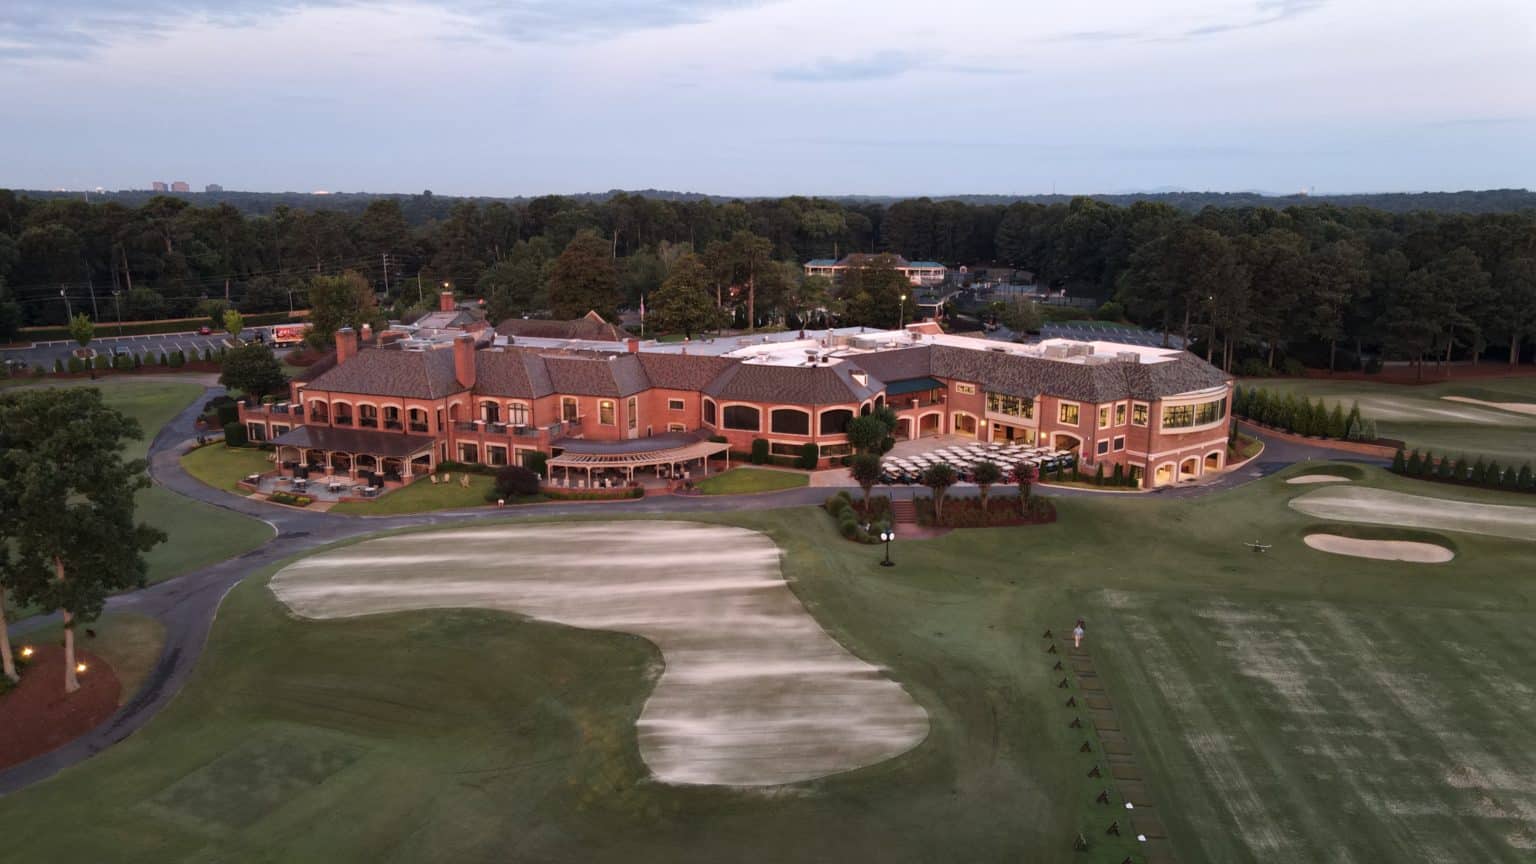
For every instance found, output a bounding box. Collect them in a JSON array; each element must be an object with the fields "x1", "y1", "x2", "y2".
[
  {"x1": 1290, "y1": 486, "x2": 1536, "y2": 542},
  {"x1": 1287, "y1": 474, "x2": 1352, "y2": 485},
  {"x1": 1442, "y1": 395, "x2": 1536, "y2": 418},
  {"x1": 270, "y1": 521, "x2": 928, "y2": 787},
  {"x1": 1304, "y1": 534, "x2": 1453, "y2": 563}
]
